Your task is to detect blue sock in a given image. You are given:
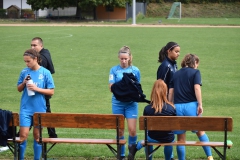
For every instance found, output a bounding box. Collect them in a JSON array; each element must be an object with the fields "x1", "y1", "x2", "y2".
[
  {"x1": 164, "y1": 146, "x2": 173, "y2": 160},
  {"x1": 136, "y1": 141, "x2": 143, "y2": 150},
  {"x1": 199, "y1": 134, "x2": 212, "y2": 157},
  {"x1": 33, "y1": 139, "x2": 42, "y2": 160},
  {"x1": 20, "y1": 140, "x2": 27, "y2": 160},
  {"x1": 128, "y1": 135, "x2": 137, "y2": 145},
  {"x1": 120, "y1": 136, "x2": 125, "y2": 157},
  {"x1": 177, "y1": 145, "x2": 185, "y2": 160}
]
